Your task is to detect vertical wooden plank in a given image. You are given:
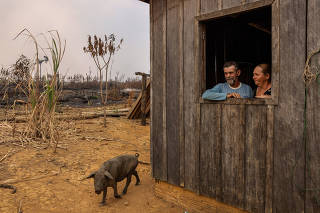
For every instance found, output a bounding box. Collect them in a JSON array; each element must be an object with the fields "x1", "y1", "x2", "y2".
[
  {"x1": 151, "y1": 0, "x2": 167, "y2": 181},
  {"x1": 200, "y1": 0, "x2": 220, "y2": 14},
  {"x1": 162, "y1": 0, "x2": 168, "y2": 182},
  {"x1": 179, "y1": 0, "x2": 185, "y2": 187},
  {"x1": 149, "y1": 0, "x2": 153, "y2": 177},
  {"x1": 194, "y1": 0, "x2": 202, "y2": 103},
  {"x1": 273, "y1": 1, "x2": 306, "y2": 212},
  {"x1": 306, "y1": 0, "x2": 320, "y2": 212},
  {"x1": 201, "y1": 24, "x2": 207, "y2": 93},
  {"x1": 141, "y1": 74, "x2": 147, "y2": 125},
  {"x1": 221, "y1": 104, "x2": 246, "y2": 209},
  {"x1": 166, "y1": 0, "x2": 182, "y2": 186},
  {"x1": 245, "y1": 105, "x2": 267, "y2": 213},
  {"x1": 195, "y1": 0, "x2": 201, "y2": 195},
  {"x1": 265, "y1": 105, "x2": 274, "y2": 213},
  {"x1": 183, "y1": 0, "x2": 199, "y2": 192},
  {"x1": 271, "y1": 0, "x2": 280, "y2": 105},
  {"x1": 200, "y1": 104, "x2": 222, "y2": 200}
]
